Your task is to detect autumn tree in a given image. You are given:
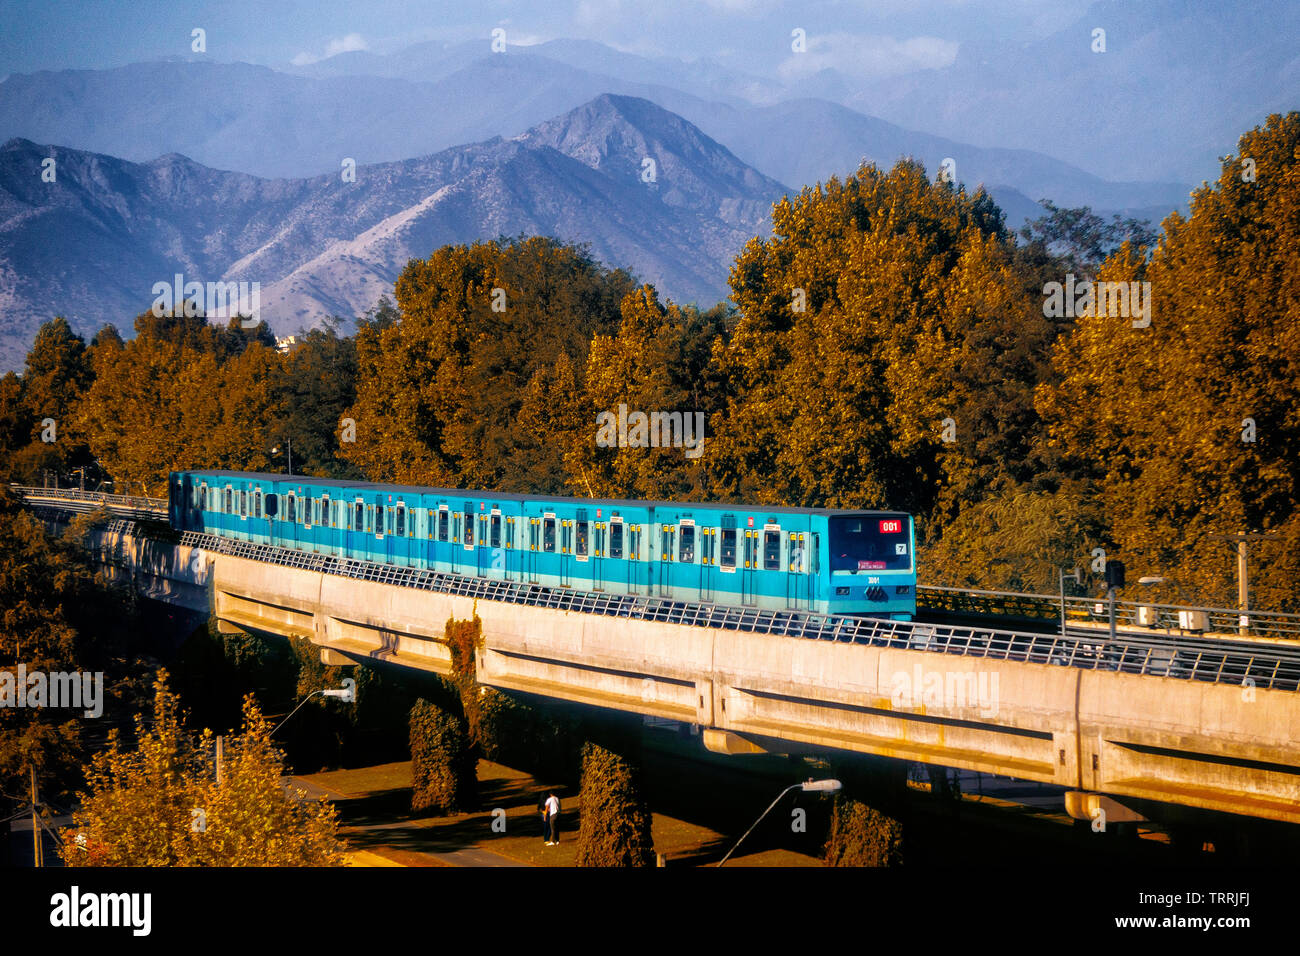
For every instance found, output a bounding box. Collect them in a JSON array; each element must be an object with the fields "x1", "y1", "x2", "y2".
[
  {"x1": 76, "y1": 310, "x2": 284, "y2": 493},
  {"x1": 559, "y1": 286, "x2": 727, "y2": 500},
  {"x1": 342, "y1": 236, "x2": 635, "y2": 490},
  {"x1": 1, "y1": 318, "x2": 94, "y2": 485},
  {"x1": 62, "y1": 671, "x2": 344, "y2": 866},
  {"x1": 1037, "y1": 112, "x2": 1300, "y2": 609},
  {"x1": 710, "y1": 159, "x2": 1059, "y2": 540},
  {"x1": 0, "y1": 490, "x2": 141, "y2": 829}
]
